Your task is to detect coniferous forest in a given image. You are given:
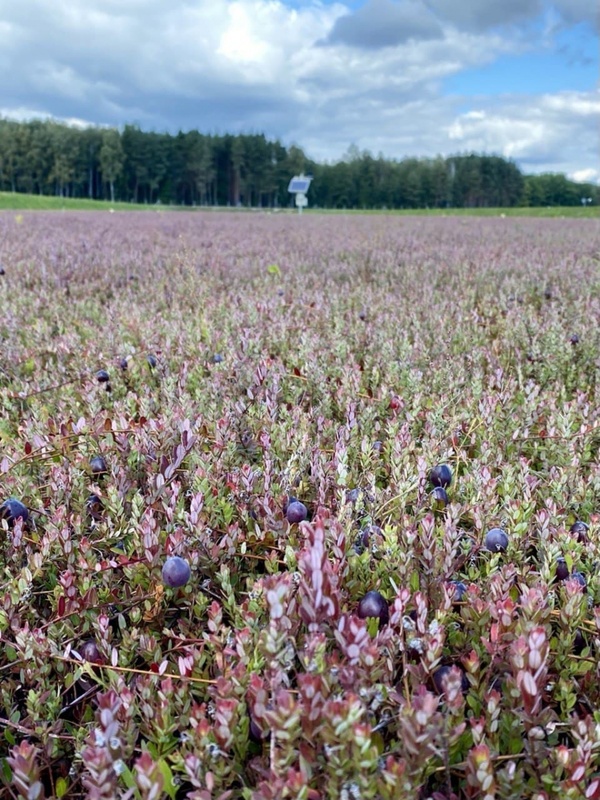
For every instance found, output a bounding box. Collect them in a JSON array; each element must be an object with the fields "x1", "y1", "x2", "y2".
[{"x1": 0, "y1": 117, "x2": 597, "y2": 209}]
